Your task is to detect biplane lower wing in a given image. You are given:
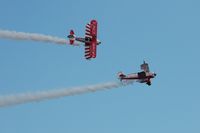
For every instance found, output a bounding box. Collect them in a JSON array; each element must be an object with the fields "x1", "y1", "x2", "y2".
[
  {"x1": 84, "y1": 20, "x2": 97, "y2": 59},
  {"x1": 85, "y1": 42, "x2": 92, "y2": 59},
  {"x1": 84, "y1": 41, "x2": 96, "y2": 59}
]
